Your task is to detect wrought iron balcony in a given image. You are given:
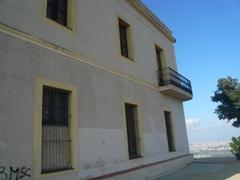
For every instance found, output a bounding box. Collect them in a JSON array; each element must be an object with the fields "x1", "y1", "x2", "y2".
[{"x1": 158, "y1": 67, "x2": 193, "y2": 101}]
